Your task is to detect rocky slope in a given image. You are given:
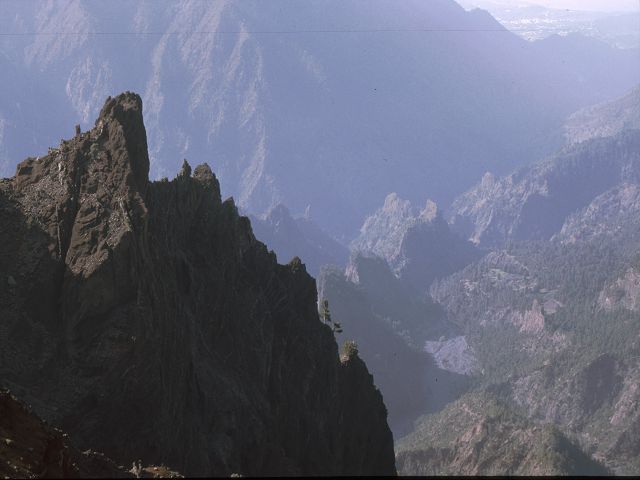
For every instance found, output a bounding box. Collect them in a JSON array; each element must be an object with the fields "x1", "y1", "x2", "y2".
[
  {"x1": 449, "y1": 129, "x2": 640, "y2": 248},
  {"x1": 396, "y1": 391, "x2": 611, "y2": 476},
  {"x1": 556, "y1": 182, "x2": 640, "y2": 246},
  {"x1": 565, "y1": 84, "x2": 640, "y2": 145},
  {"x1": 392, "y1": 123, "x2": 640, "y2": 474},
  {"x1": 249, "y1": 203, "x2": 349, "y2": 276},
  {"x1": 1, "y1": 0, "x2": 638, "y2": 238},
  {"x1": 1, "y1": 389, "x2": 130, "y2": 479},
  {"x1": 0, "y1": 92, "x2": 396, "y2": 476},
  {"x1": 1, "y1": 389, "x2": 183, "y2": 479},
  {"x1": 351, "y1": 194, "x2": 479, "y2": 292},
  {"x1": 426, "y1": 219, "x2": 640, "y2": 473}
]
